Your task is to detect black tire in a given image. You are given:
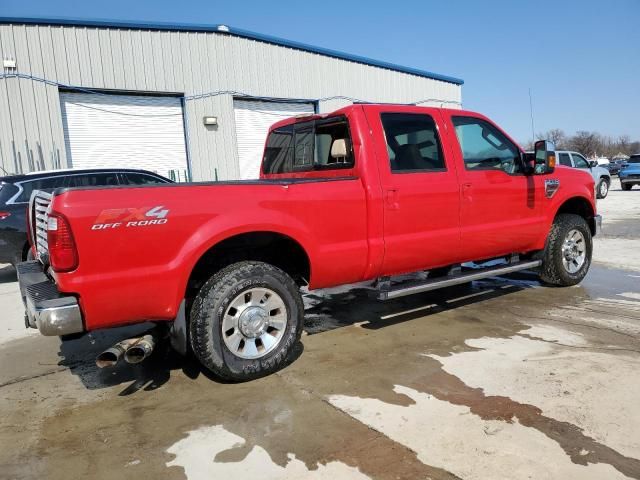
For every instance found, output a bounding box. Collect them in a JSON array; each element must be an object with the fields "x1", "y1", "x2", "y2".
[
  {"x1": 539, "y1": 213, "x2": 592, "y2": 287},
  {"x1": 596, "y1": 178, "x2": 609, "y2": 199},
  {"x1": 622, "y1": 183, "x2": 632, "y2": 191},
  {"x1": 189, "y1": 261, "x2": 304, "y2": 381}
]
